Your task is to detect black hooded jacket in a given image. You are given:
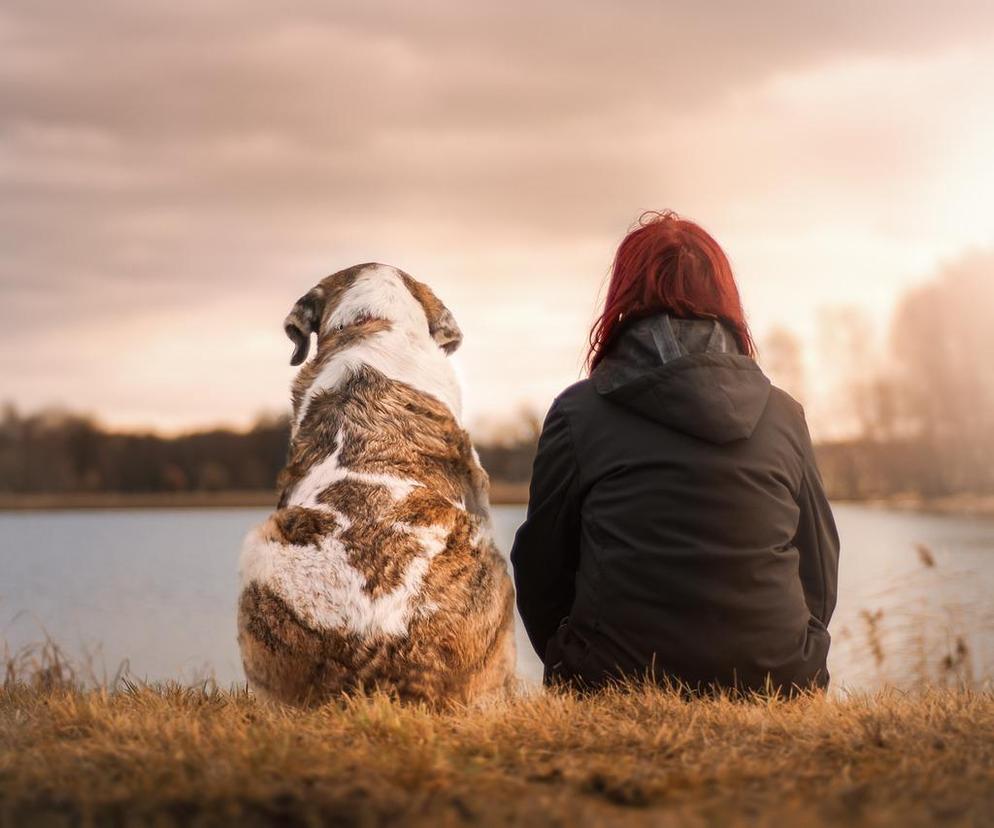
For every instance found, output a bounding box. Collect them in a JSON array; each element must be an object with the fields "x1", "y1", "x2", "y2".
[{"x1": 510, "y1": 314, "x2": 840, "y2": 693}]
